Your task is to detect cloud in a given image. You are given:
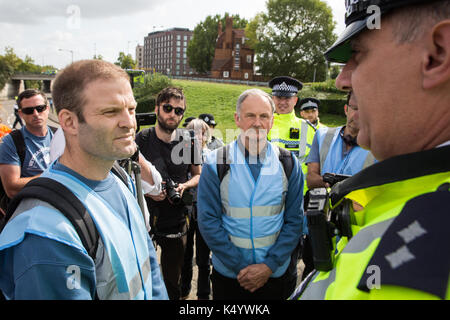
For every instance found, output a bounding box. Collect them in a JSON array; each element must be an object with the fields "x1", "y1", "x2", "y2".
[{"x1": 0, "y1": 0, "x2": 162, "y2": 25}]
